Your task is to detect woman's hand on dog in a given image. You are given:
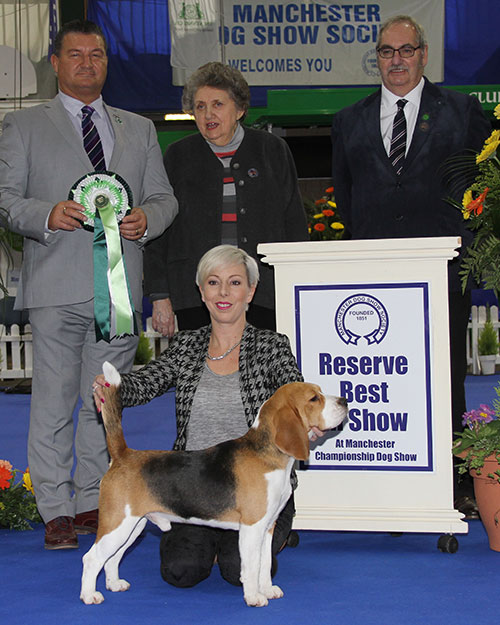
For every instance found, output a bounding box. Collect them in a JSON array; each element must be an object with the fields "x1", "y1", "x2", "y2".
[{"x1": 92, "y1": 375, "x2": 108, "y2": 412}]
